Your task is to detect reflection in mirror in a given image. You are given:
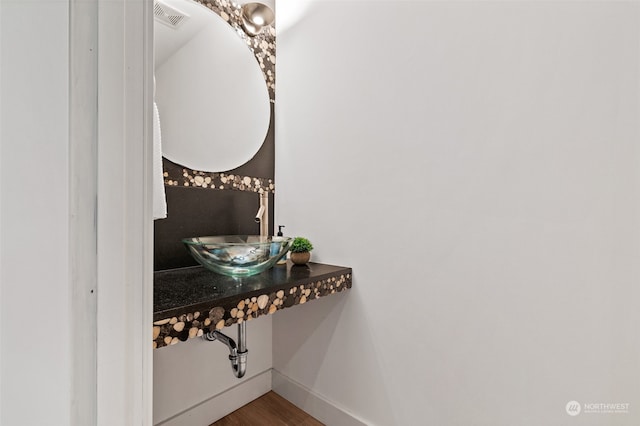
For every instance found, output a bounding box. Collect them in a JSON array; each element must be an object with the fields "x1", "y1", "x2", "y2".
[{"x1": 154, "y1": 0, "x2": 271, "y2": 173}]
